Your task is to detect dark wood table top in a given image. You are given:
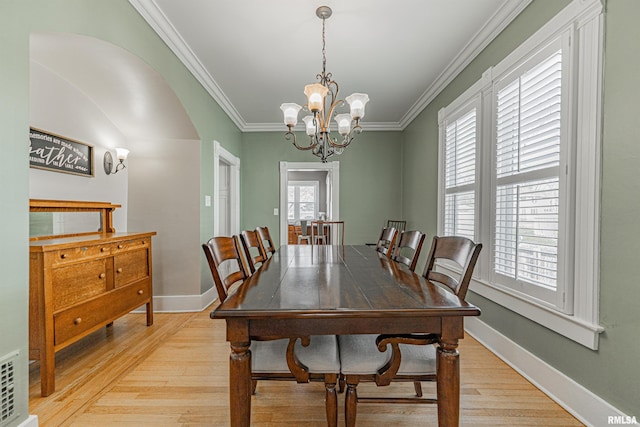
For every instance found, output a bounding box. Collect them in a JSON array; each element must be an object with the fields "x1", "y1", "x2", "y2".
[{"x1": 212, "y1": 244, "x2": 480, "y2": 321}]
